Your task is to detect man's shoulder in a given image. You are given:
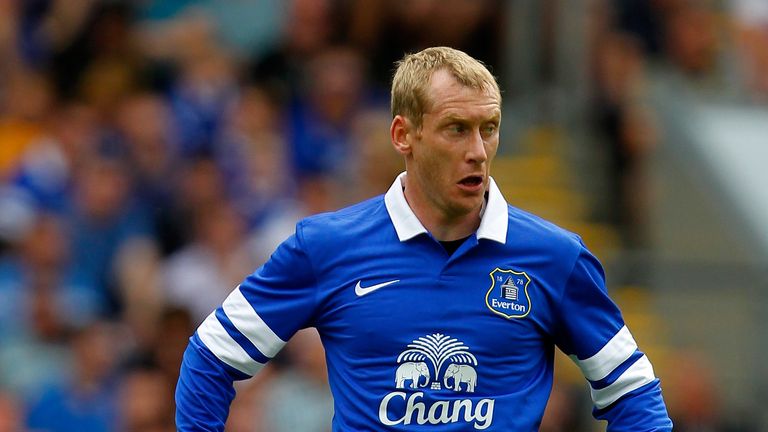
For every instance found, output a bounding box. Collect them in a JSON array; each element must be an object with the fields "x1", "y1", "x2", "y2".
[
  {"x1": 297, "y1": 195, "x2": 390, "y2": 241},
  {"x1": 505, "y1": 204, "x2": 584, "y2": 252}
]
